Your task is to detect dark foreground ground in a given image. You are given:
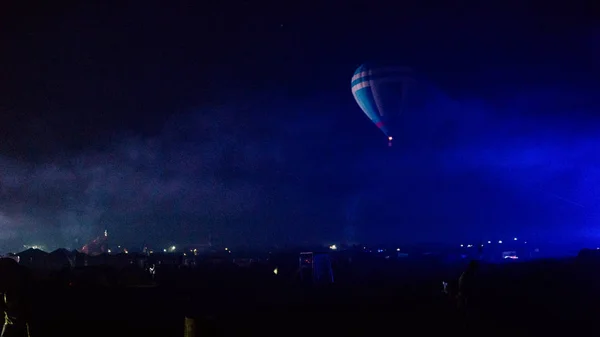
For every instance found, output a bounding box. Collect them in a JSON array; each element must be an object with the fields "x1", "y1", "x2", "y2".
[{"x1": 15, "y1": 256, "x2": 600, "y2": 336}]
